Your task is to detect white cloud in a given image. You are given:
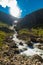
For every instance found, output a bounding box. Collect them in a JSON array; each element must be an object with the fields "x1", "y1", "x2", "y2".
[
  {"x1": 0, "y1": 0, "x2": 8, "y2": 8},
  {"x1": 0, "y1": 0, "x2": 22, "y2": 17}
]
